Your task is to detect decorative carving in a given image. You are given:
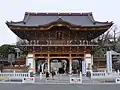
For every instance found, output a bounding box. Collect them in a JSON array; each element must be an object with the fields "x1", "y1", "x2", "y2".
[
  {"x1": 57, "y1": 32, "x2": 62, "y2": 39},
  {"x1": 71, "y1": 40, "x2": 80, "y2": 44}
]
